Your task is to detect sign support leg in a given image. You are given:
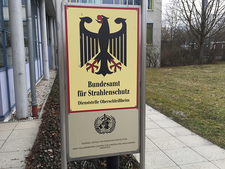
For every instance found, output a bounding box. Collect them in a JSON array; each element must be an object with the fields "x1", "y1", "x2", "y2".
[
  {"x1": 107, "y1": 156, "x2": 119, "y2": 169},
  {"x1": 140, "y1": 0, "x2": 147, "y2": 168}
]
